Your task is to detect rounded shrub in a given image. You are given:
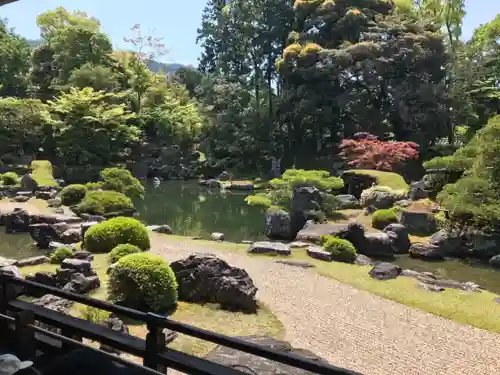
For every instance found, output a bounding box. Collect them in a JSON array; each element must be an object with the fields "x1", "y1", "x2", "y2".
[
  {"x1": 60, "y1": 184, "x2": 87, "y2": 206},
  {"x1": 372, "y1": 208, "x2": 399, "y2": 230},
  {"x1": 108, "y1": 243, "x2": 142, "y2": 264},
  {"x1": 108, "y1": 253, "x2": 178, "y2": 313},
  {"x1": 320, "y1": 235, "x2": 357, "y2": 263},
  {"x1": 50, "y1": 246, "x2": 74, "y2": 264},
  {"x1": 1, "y1": 172, "x2": 19, "y2": 186},
  {"x1": 84, "y1": 217, "x2": 150, "y2": 253},
  {"x1": 74, "y1": 190, "x2": 134, "y2": 215}
]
